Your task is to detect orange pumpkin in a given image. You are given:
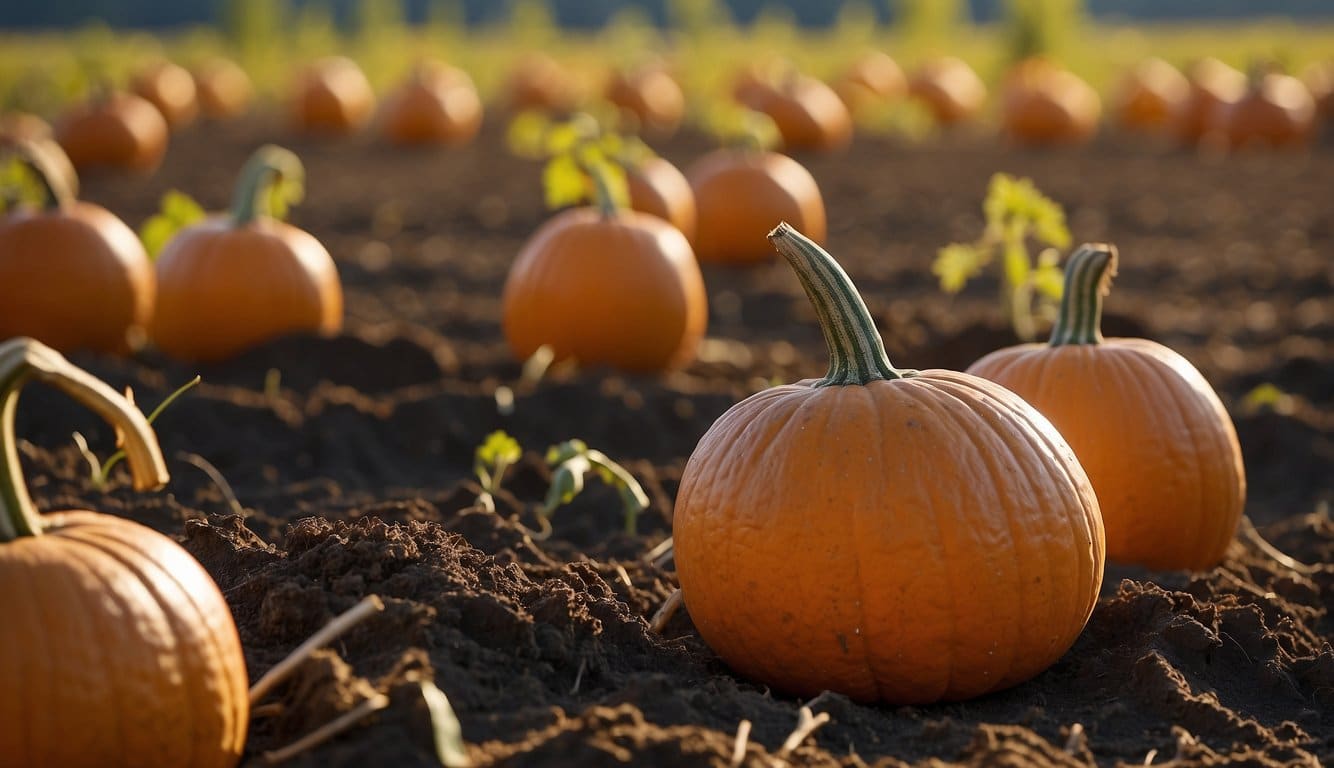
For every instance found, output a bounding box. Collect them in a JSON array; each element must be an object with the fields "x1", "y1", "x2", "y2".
[
  {"x1": 627, "y1": 155, "x2": 696, "y2": 242},
  {"x1": 909, "y1": 57, "x2": 987, "y2": 125},
  {"x1": 504, "y1": 53, "x2": 578, "y2": 114},
  {"x1": 193, "y1": 58, "x2": 253, "y2": 120},
  {"x1": 1171, "y1": 57, "x2": 1246, "y2": 145},
  {"x1": 0, "y1": 337, "x2": 249, "y2": 768},
  {"x1": 1217, "y1": 71, "x2": 1317, "y2": 149},
  {"x1": 502, "y1": 170, "x2": 706, "y2": 373},
  {"x1": 1001, "y1": 61, "x2": 1101, "y2": 146},
  {"x1": 381, "y1": 61, "x2": 483, "y2": 147},
  {"x1": 832, "y1": 51, "x2": 907, "y2": 115},
  {"x1": 674, "y1": 225, "x2": 1103, "y2": 703},
  {"x1": 968, "y1": 244, "x2": 1245, "y2": 570},
  {"x1": 687, "y1": 148, "x2": 825, "y2": 264},
  {"x1": 1113, "y1": 57, "x2": 1189, "y2": 133},
  {"x1": 290, "y1": 56, "x2": 376, "y2": 137},
  {"x1": 0, "y1": 140, "x2": 153, "y2": 354},
  {"x1": 131, "y1": 60, "x2": 200, "y2": 129},
  {"x1": 152, "y1": 145, "x2": 343, "y2": 362},
  {"x1": 55, "y1": 90, "x2": 169, "y2": 173},
  {"x1": 605, "y1": 65, "x2": 685, "y2": 136},
  {"x1": 1302, "y1": 61, "x2": 1333, "y2": 120},
  {"x1": 749, "y1": 74, "x2": 853, "y2": 153}
]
